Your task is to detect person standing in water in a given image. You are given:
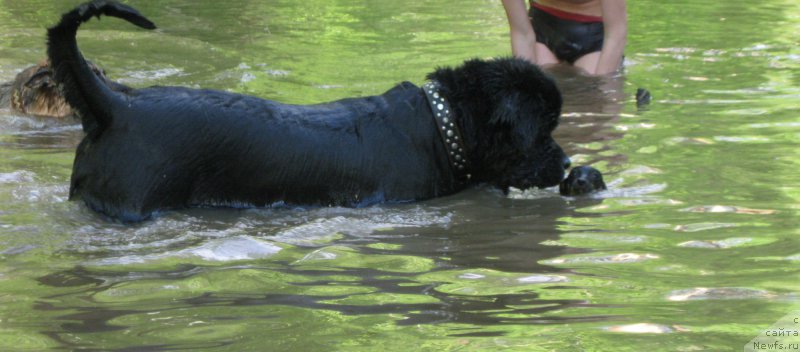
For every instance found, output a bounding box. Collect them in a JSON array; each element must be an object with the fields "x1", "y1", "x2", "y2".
[{"x1": 501, "y1": 0, "x2": 627, "y2": 75}]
